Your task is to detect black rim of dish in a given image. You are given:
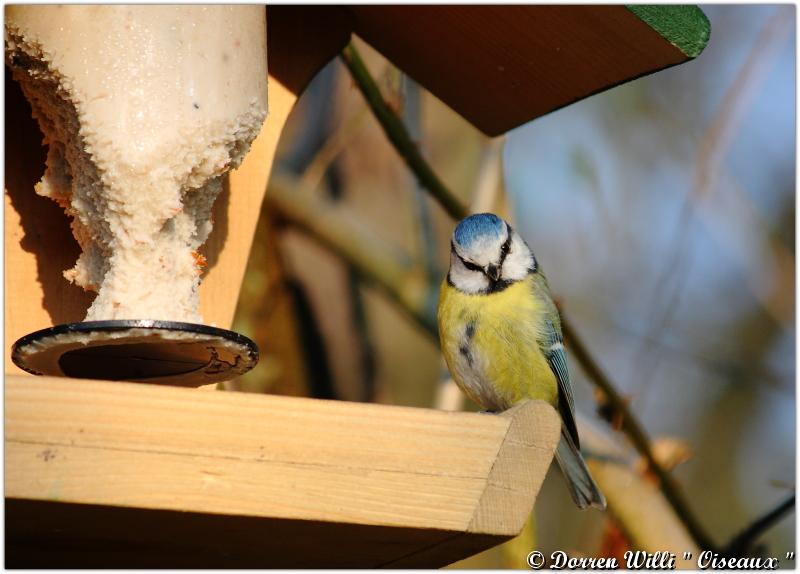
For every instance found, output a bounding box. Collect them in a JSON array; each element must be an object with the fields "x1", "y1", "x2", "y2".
[
  {"x1": 13, "y1": 320, "x2": 257, "y2": 351},
  {"x1": 11, "y1": 320, "x2": 259, "y2": 379}
]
